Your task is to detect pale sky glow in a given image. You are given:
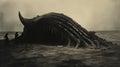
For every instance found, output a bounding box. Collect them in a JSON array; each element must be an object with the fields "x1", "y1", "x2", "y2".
[{"x1": 0, "y1": 0, "x2": 120, "y2": 31}]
